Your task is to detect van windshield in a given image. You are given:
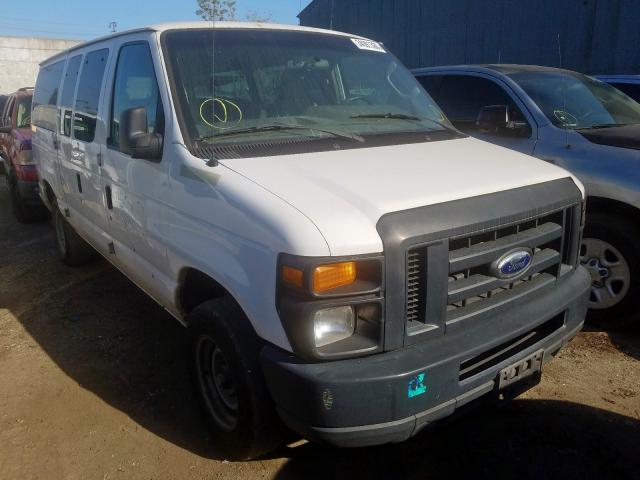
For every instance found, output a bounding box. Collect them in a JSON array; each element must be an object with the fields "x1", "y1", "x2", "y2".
[
  {"x1": 508, "y1": 71, "x2": 640, "y2": 130},
  {"x1": 162, "y1": 28, "x2": 455, "y2": 150}
]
